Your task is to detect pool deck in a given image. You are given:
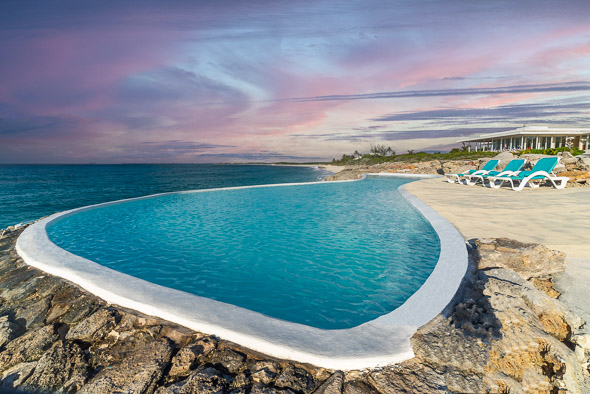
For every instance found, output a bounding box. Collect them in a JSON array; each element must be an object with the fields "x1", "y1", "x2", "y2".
[{"x1": 404, "y1": 177, "x2": 590, "y2": 333}]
